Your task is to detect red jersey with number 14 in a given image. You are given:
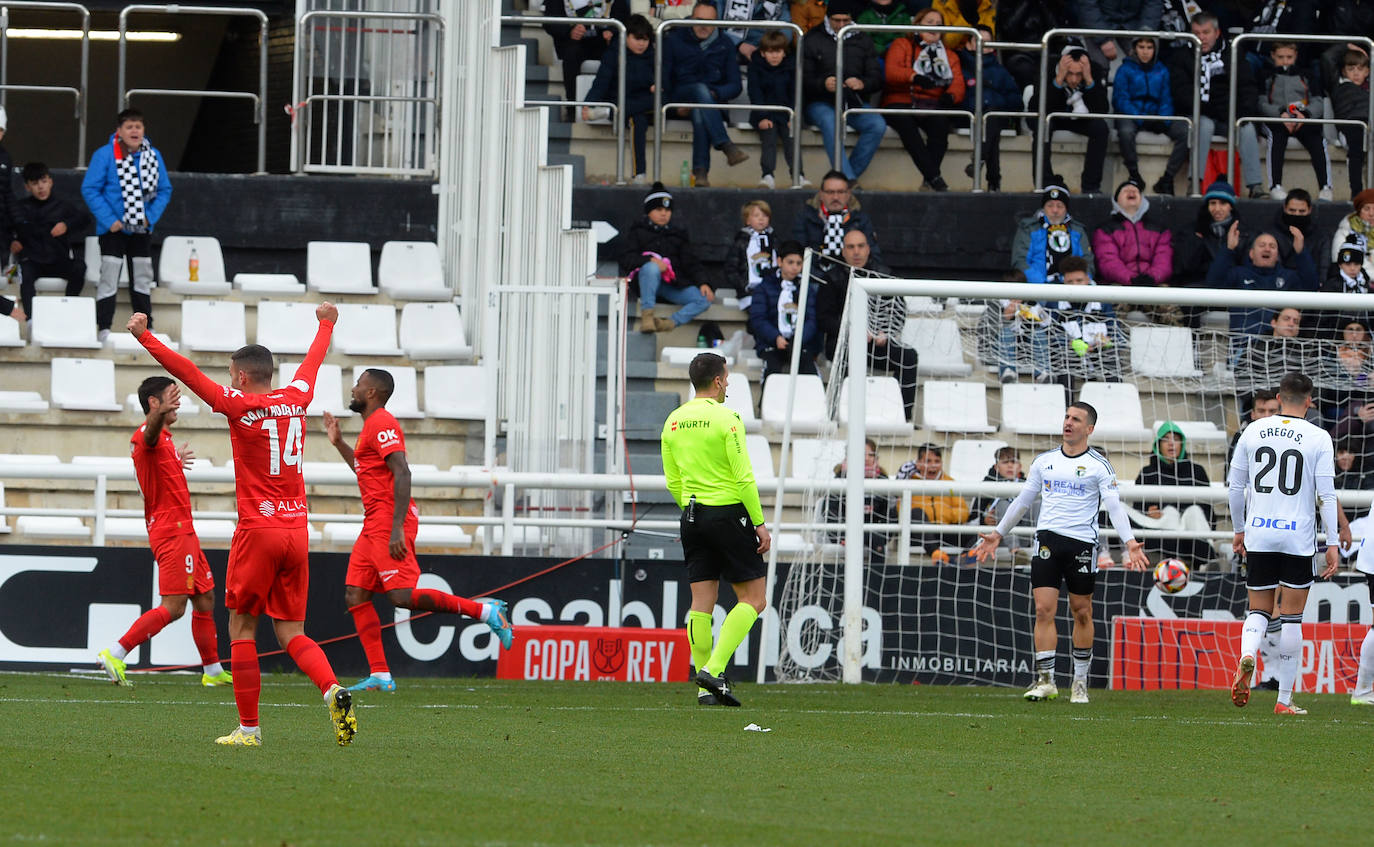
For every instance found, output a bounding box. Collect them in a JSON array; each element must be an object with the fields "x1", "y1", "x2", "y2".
[
  {"x1": 130, "y1": 424, "x2": 194, "y2": 541},
  {"x1": 354, "y1": 407, "x2": 416, "y2": 535}
]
